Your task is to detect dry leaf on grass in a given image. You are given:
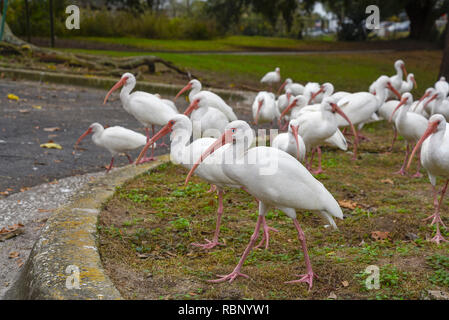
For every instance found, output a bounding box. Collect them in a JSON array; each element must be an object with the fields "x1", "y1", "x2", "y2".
[
  {"x1": 371, "y1": 231, "x2": 390, "y2": 241},
  {"x1": 380, "y1": 178, "x2": 394, "y2": 185},
  {"x1": 338, "y1": 200, "x2": 358, "y2": 210},
  {"x1": 342, "y1": 280, "x2": 349, "y2": 287},
  {"x1": 328, "y1": 292, "x2": 337, "y2": 300}
]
